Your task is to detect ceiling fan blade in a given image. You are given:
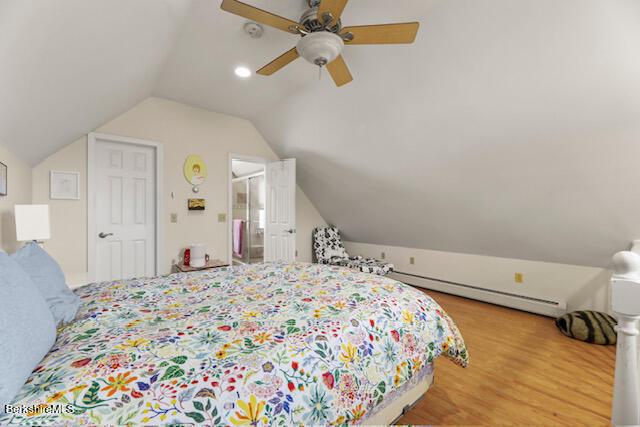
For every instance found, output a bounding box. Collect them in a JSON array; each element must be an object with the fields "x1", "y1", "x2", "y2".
[
  {"x1": 326, "y1": 55, "x2": 353, "y2": 87},
  {"x1": 318, "y1": 0, "x2": 349, "y2": 22},
  {"x1": 220, "y1": 0, "x2": 298, "y2": 34},
  {"x1": 342, "y1": 22, "x2": 420, "y2": 44},
  {"x1": 257, "y1": 48, "x2": 300, "y2": 76}
]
